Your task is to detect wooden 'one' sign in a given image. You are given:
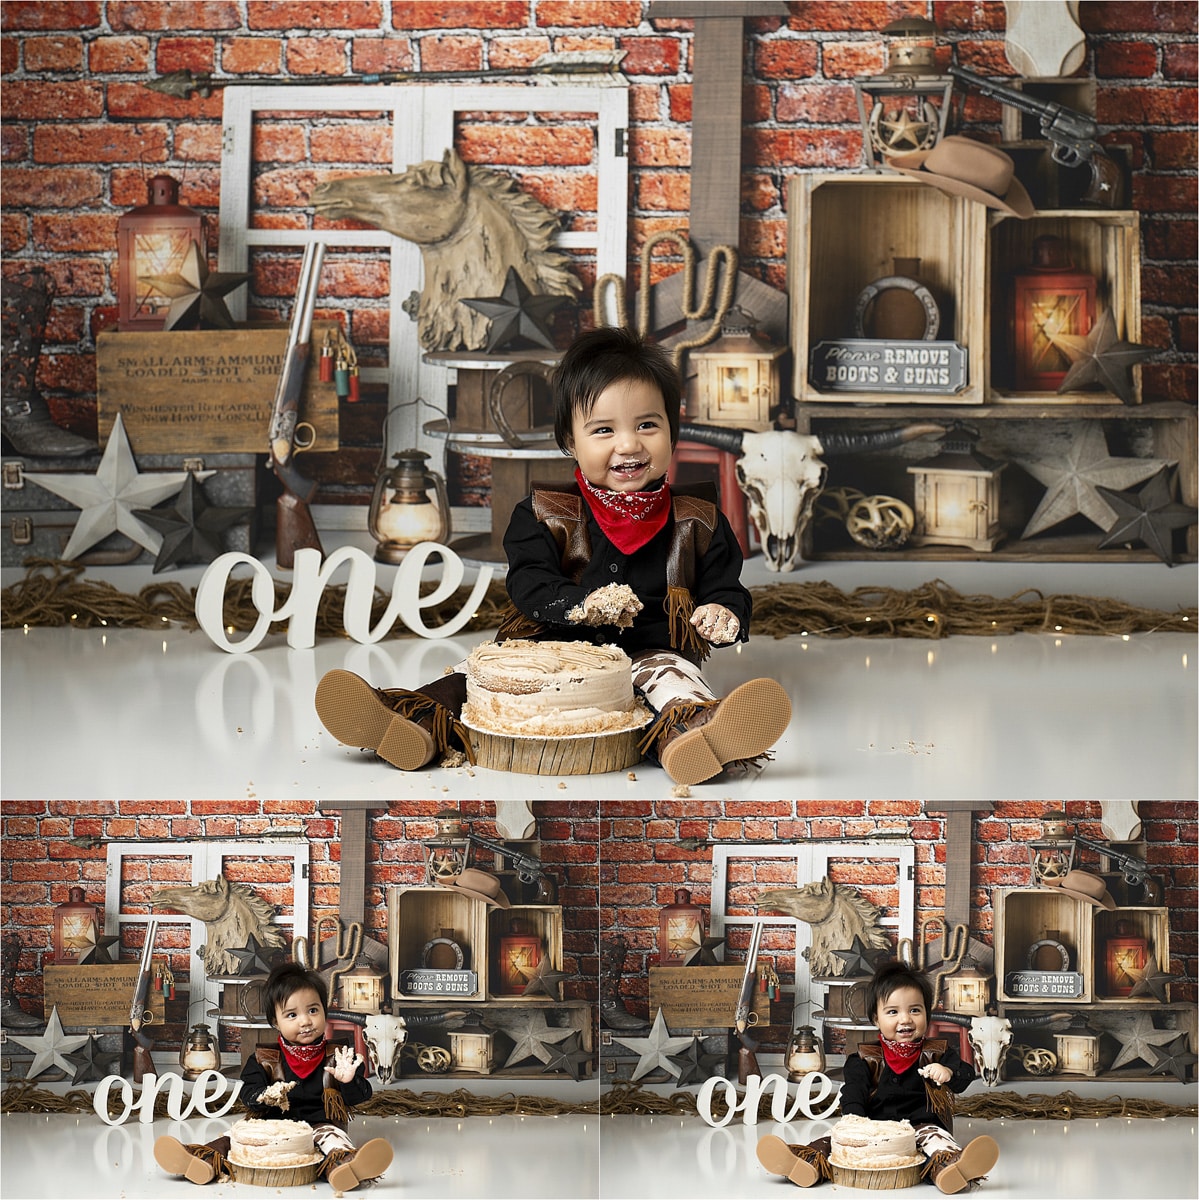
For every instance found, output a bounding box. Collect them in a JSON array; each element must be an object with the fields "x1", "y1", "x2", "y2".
[
  {"x1": 44, "y1": 964, "x2": 166, "y2": 1027},
  {"x1": 96, "y1": 322, "x2": 341, "y2": 454},
  {"x1": 649, "y1": 966, "x2": 767, "y2": 1028}
]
